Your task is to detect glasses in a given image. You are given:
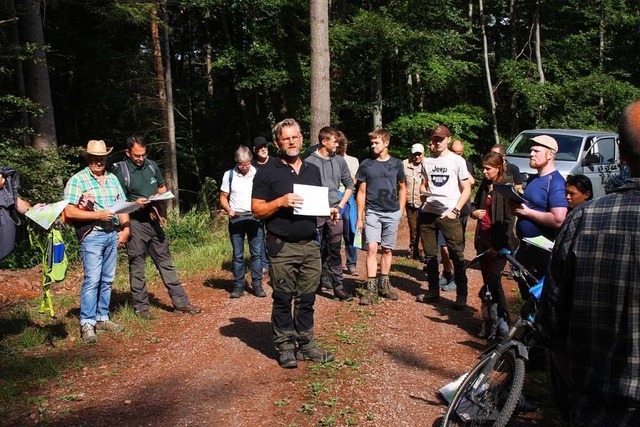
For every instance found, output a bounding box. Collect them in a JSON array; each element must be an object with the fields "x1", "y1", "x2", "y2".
[{"x1": 87, "y1": 156, "x2": 106, "y2": 164}]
